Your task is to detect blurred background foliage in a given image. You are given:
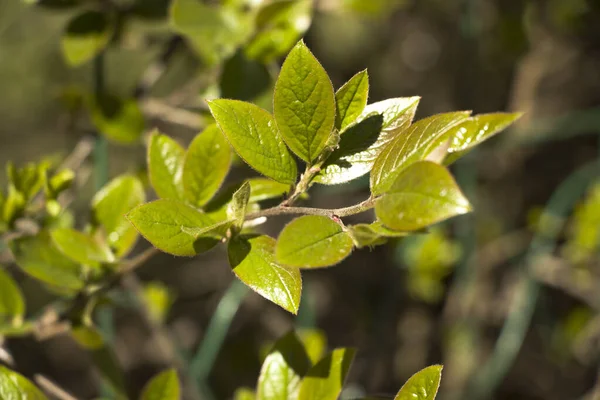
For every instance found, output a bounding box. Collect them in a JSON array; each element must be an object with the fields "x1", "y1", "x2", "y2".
[{"x1": 1, "y1": 0, "x2": 600, "y2": 399}]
